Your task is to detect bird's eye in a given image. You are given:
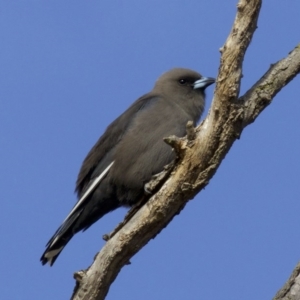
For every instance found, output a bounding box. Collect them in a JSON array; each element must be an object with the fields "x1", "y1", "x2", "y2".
[{"x1": 179, "y1": 79, "x2": 187, "y2": 85}]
